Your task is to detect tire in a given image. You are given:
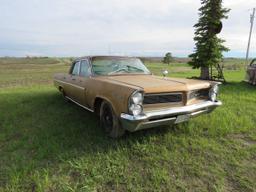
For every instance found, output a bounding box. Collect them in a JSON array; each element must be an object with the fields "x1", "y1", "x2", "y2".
[{"x1": 100, "y1": 100, "x2": 125, "y2": 138}]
